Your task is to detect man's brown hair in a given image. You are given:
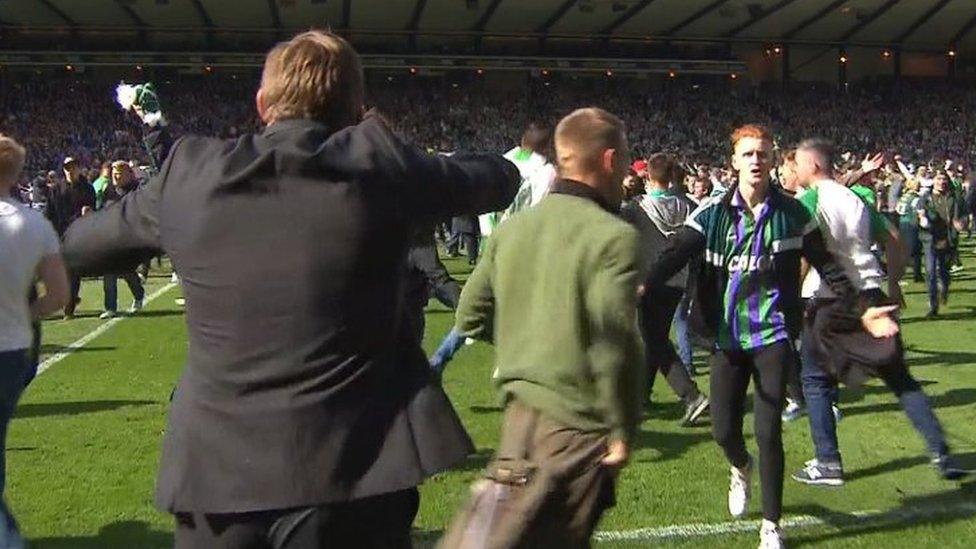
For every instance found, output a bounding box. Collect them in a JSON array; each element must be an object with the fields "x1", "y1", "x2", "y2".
[
  {"x1": 259, "y1": 30, "x2": 364, "y2": 128},
  {"x1": 646, "y1": 153, "x2": 674, "y2": 184},
  {"x1": 0, "y1": 134, "x2": 26, "y2": 185}
]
